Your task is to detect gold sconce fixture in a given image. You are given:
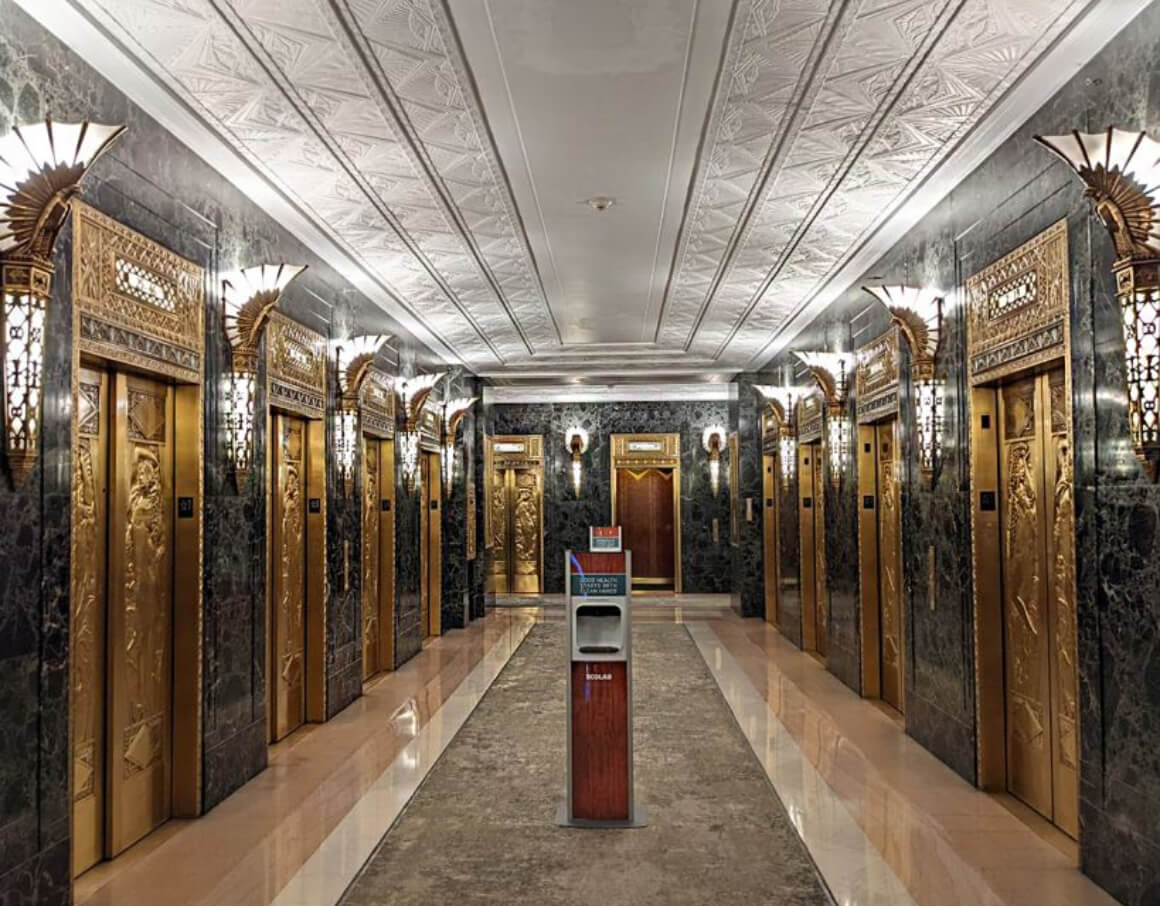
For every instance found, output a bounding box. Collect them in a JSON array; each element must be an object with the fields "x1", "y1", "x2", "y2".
[
  {"x1": 1036, "y1": 127, "x2": 1160, "y2": 478},
  {"x1": 333, "y1": 333, "x2": 390, "y2": 494},
  {"x1": 795, "y1": 351, "x2": 854, "y2": 488},
  {"x1": 394, "y1": 372, "x2": 443, "y2": 494},
  {"x1": 0, "y1": 118, "x2": 125, "y2": 485},
  {"x1": 222, "y1": 263, "x2": 306, "y2": 489},
  {"x1": 755, "y1": 385, "x2": 806, "y2": 481},
  {"x1": 440, "y1": 395, "x2": 477, "y2": 497},
  {"x1": 863, "y1": 285, "x2": 945, "y2": 482},
  {"x1": 702, "y1": 424, "x2": 727, "y2": 497},
  {"x1": 565, "y1": 425, "x2": 589, "y2": 498}
]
